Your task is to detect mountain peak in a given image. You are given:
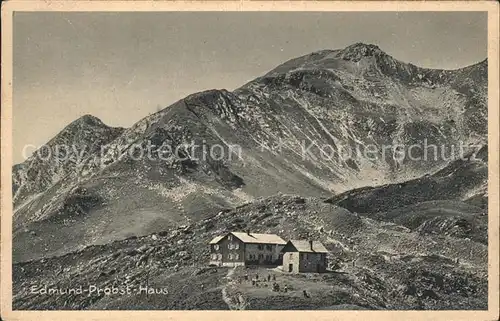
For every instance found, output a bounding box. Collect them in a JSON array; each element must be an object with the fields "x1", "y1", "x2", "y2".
[
  {"x1": 63, "y1": 114, "x2": 126, "y2": 133},
  {"x1": 48, "y1": 114, "x2": 124, "y2": 149},
  {"x1": 73, "y1": 114, "x2": 105, "y2": 127},
  {"x1": 338, "y1": 42, "x2": 386, "y2": 62},
  {"x1": 345, "y1": 42, "x2": 382, "y2": 52}
]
